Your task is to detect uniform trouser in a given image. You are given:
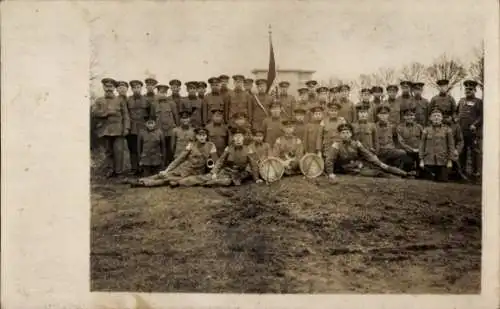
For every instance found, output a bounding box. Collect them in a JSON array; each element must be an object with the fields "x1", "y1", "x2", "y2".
[
  {"x1": 378, "y1": 148, "x2": 409, "y2": 168},
  {"x1": 425, "y1": 165, "x2": 449, "y2": 182},
  {"x1": 140, "y1": 165, "x2": 162, "y2": 177},
  {"x1": 126, "y1": 134, "x2": 139, "y2": 172},
  {"x1": 403, "y1": 151, "x2": 420, "y2": 173},
  {"x1": 460, "y1": 132, "x2": 480, "y2": 175},
  {"x1": 204, "y1": 171, "x2": 252, "y2": 187},
  {"x1": 337, "y1": 162, "x2": 407, "y2": 178},
  {"x1": 103, "y1": 135, "x2": 125, "y2": 174},
  {"x1": 164, "y1": 136, "x2": 174, "y2": 167}
]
